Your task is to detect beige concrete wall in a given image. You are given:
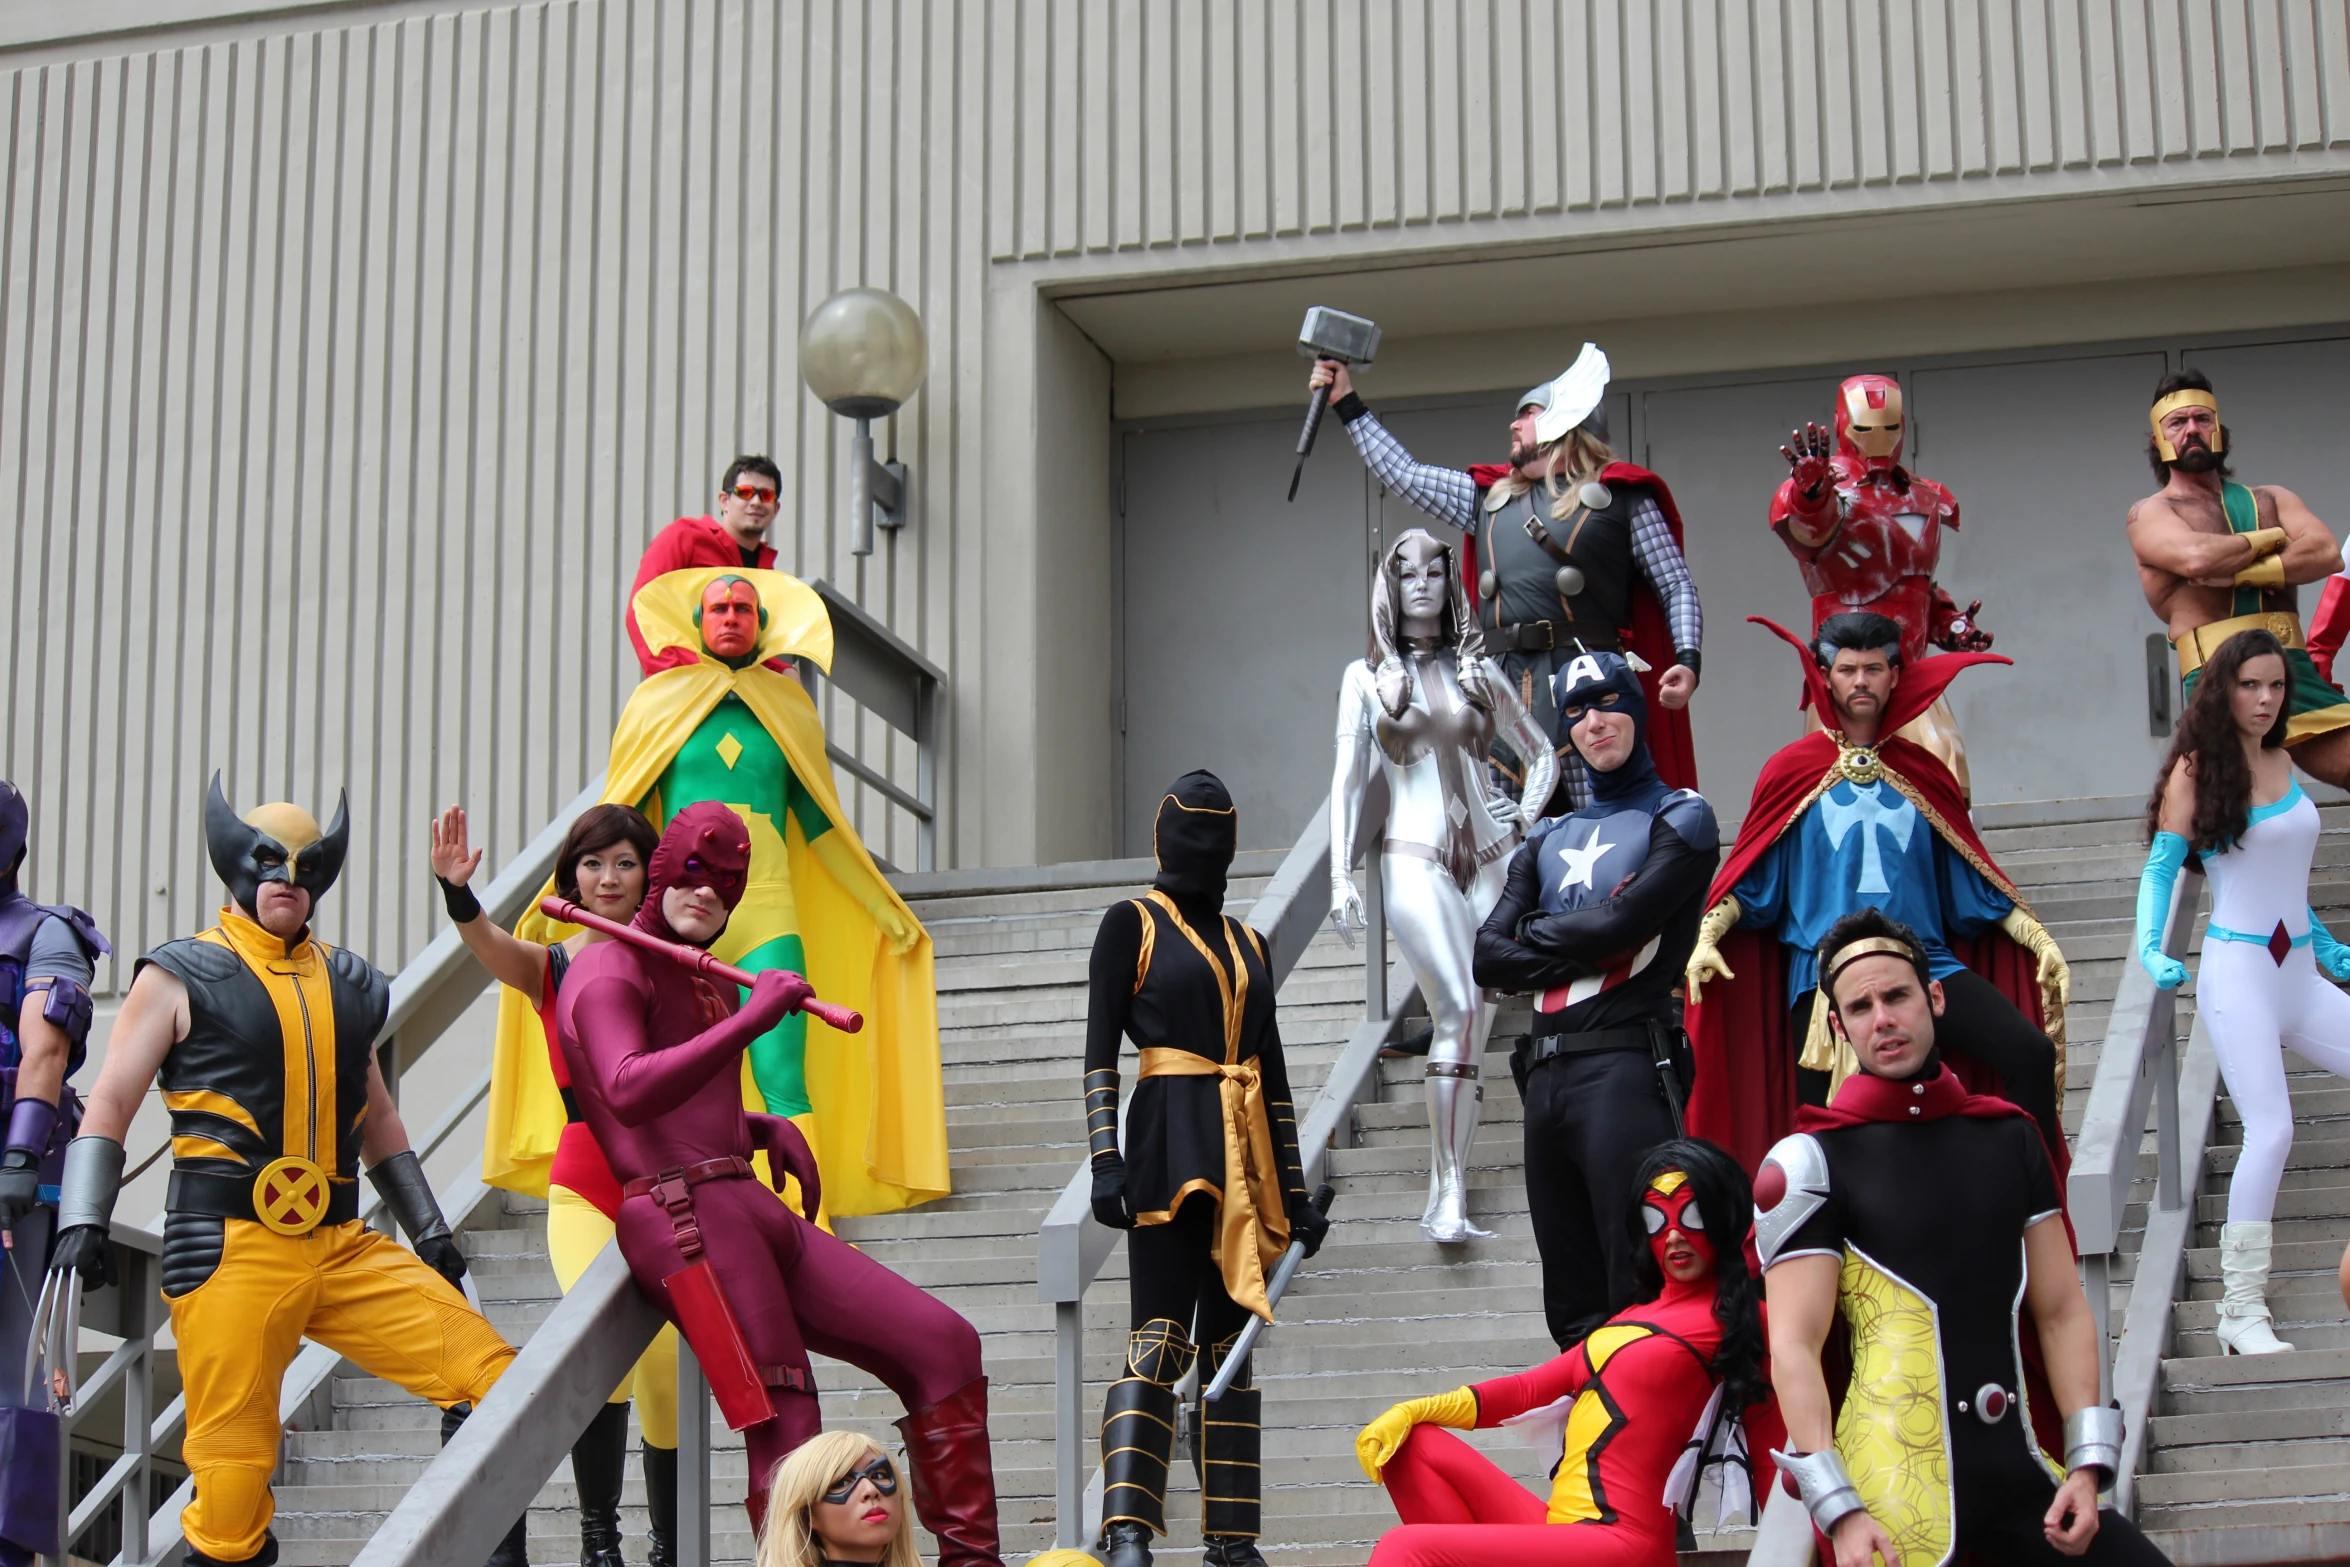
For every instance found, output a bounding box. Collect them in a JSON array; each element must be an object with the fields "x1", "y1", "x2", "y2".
[{"x1": 0, "y1": 0, "x2": 2345, "y2": 997}]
